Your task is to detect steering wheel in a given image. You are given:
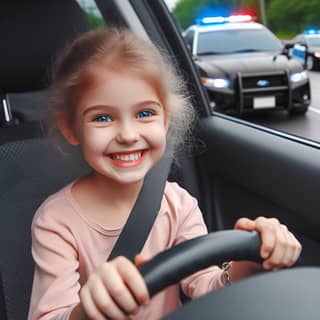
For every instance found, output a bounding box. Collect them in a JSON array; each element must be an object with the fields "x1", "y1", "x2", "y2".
[{"x1": 139, "y1": 230, "x2": 320, "y2": 320}]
